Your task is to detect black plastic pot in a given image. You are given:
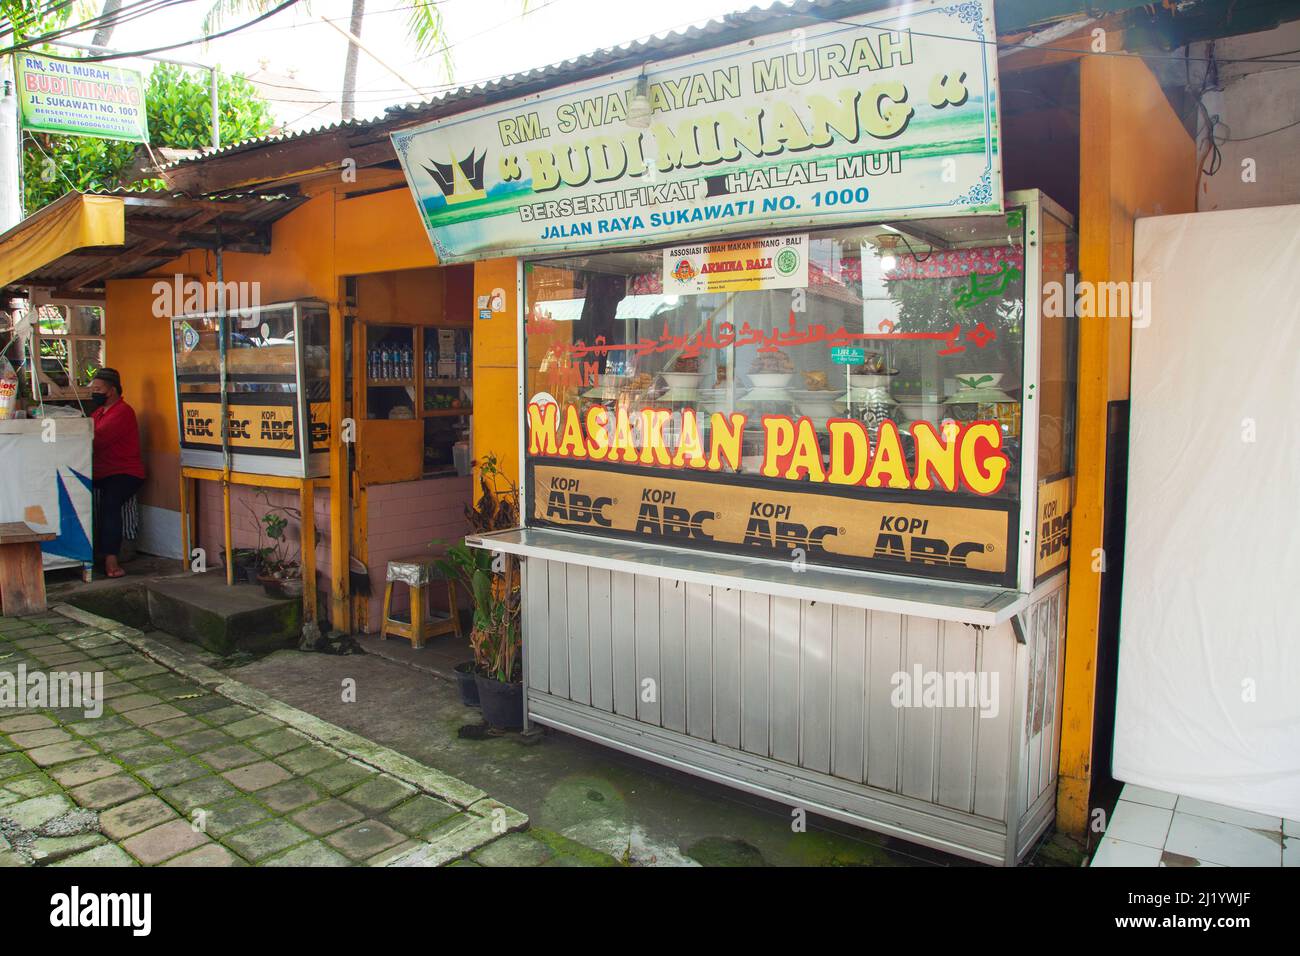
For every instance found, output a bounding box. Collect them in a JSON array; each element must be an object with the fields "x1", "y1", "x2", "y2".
[
  {"x1": 474, "y1": 673, "x2": 523, "y2": 730},
  {"x1": 454, "y1": 661, "x2": 480, "y2": 708},
  {"x1": 222, "y1": 548, "x2": 260, "y2": 583}
]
